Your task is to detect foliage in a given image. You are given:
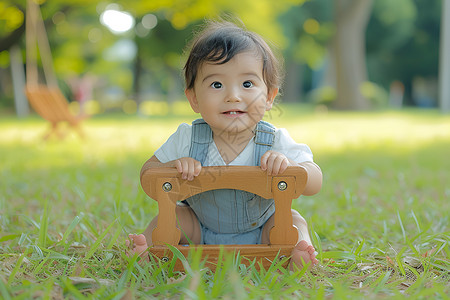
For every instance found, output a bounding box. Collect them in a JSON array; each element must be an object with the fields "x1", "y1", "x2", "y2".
[
  {"x1": 0, "y1": 0, "x2": 445, "y2": 110},
  {"x1": 366, "y1": 0, "x2": 441, "y2": 101},
  {"x1": 0, "y1": 1, "x2": 25, "y2": 35},
  {"x1": 124, "y1": 0, "x2": 307, "y2": 47},
  {"x1": 0, "y1": 107, "x2": 449, "y2": 298},
  {"x1": 280, "y1": 0, "x2": 335, "y2": 69}
]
